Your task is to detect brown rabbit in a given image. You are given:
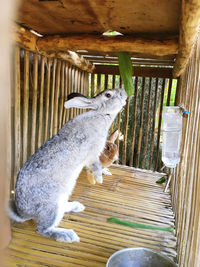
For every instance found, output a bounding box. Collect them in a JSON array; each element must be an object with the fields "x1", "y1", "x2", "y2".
[{"x1": 86, "y1": 130, "x2": 119, "y2": 184}]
